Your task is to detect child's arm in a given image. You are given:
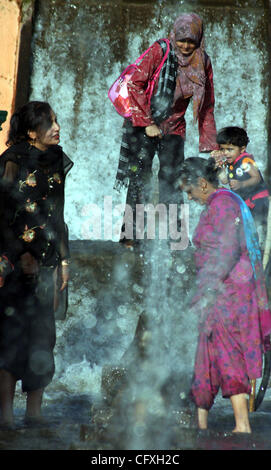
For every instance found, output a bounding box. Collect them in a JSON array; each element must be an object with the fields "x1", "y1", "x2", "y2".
[
  {"x1": 210, "y1": 150, "x2": 229, "y2": 185},
  {"x1": 229, "y1": 163, "x2": 261, "y2": 191}
]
